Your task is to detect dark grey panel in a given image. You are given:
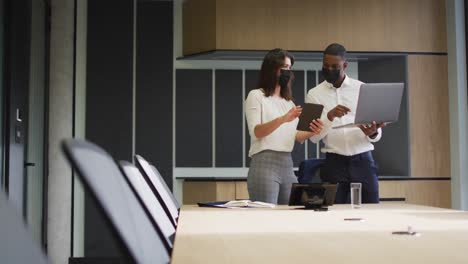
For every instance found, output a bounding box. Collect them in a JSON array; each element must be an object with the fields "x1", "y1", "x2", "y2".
[
  {"x1": 291, "y1": 71, "x2": 305, "y2": 167},
  {"x1": 176, "y1": 69, "x2": 212, "y2": 167},
  {"x1": 306, "y1": 70, "x2": 319, "y2": 159},
  {"x1": 84, "y1": 194, "x2": 122, "y2": 257},
  {"x1": 358, "y1": 56, "x2": 410, "y2": 177},
  {"x1": 215, "y1": 70, "x2": 243, "y2": 167},
  {"x1": 86, "y1": 0, "x2": 133, "y2": 161},
  {"x1": 319, "y1": 140, "x2": 326, "y2": 159},
  {"x1": 318, "y1": 70, "x2": 325, "y2": 84},
  {"x1": 135, "y1": 1, "x2": 173, "y2": 188},
  {"x1": 85, "y1": 0, "x2": 134, "y2": 257},
  {"x1": 244, "y1": 70, "x2": 260, "y2": 167}
]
